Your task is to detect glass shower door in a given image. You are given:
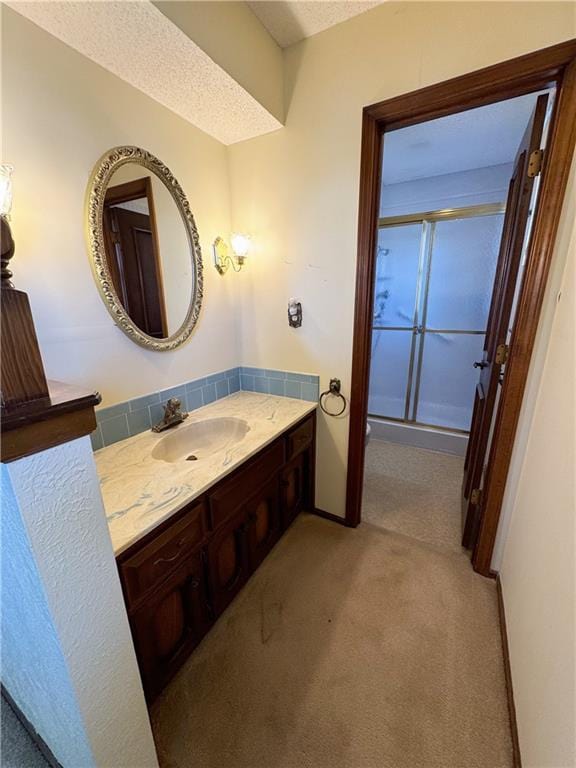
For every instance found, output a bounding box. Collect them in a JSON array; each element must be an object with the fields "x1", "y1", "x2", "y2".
[
  {"x1": 415, "y1": 214, "x2": 504, "y2": 430},
  {"x1": 368, "y1": 208, "x2": 505, "y2": 432},
  {"x1": 368, "y1": 223, "x2": 423, "y2": 419}
]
